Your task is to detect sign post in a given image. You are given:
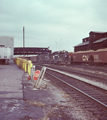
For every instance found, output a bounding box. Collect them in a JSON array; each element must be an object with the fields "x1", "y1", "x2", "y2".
[{"x1": 34, "y1": 67, "x2": 46, "y2": 89}]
